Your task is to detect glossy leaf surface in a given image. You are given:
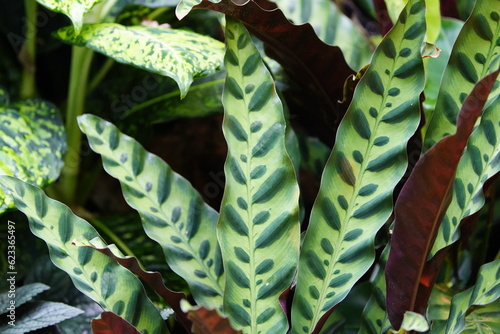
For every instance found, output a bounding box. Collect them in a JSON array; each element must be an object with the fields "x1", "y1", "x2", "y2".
[
  {"x1": 430, "y1": 92, "x2": 500, "y2": 257},
  {"x1": 292, "y1": 0, "x2": 426, "y2": 332},
  {"x1": 0, "y1": 91, "x2": 66, "y2": 214},
  {"x1": 186, "y1": 306, "x2": 242, "y2": 334},
  {"x1": 56, "y1": 24, "x2": 225, "y2": 98},
  {"x1": 0, "y1": 176, "x2": 168, "y2": 334},
  {"x1": 78, "y1": 114, "x2": 224, "y2": 311},
  {"x1": 386, "y1": 69, "x2": 500, "y2": 330},
  {"x1": 218, "y1": 17, "x2": 300, "y2": 333},
  {"x1": 423, "y1": 0, "x2": 500, "y2": 151}
]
